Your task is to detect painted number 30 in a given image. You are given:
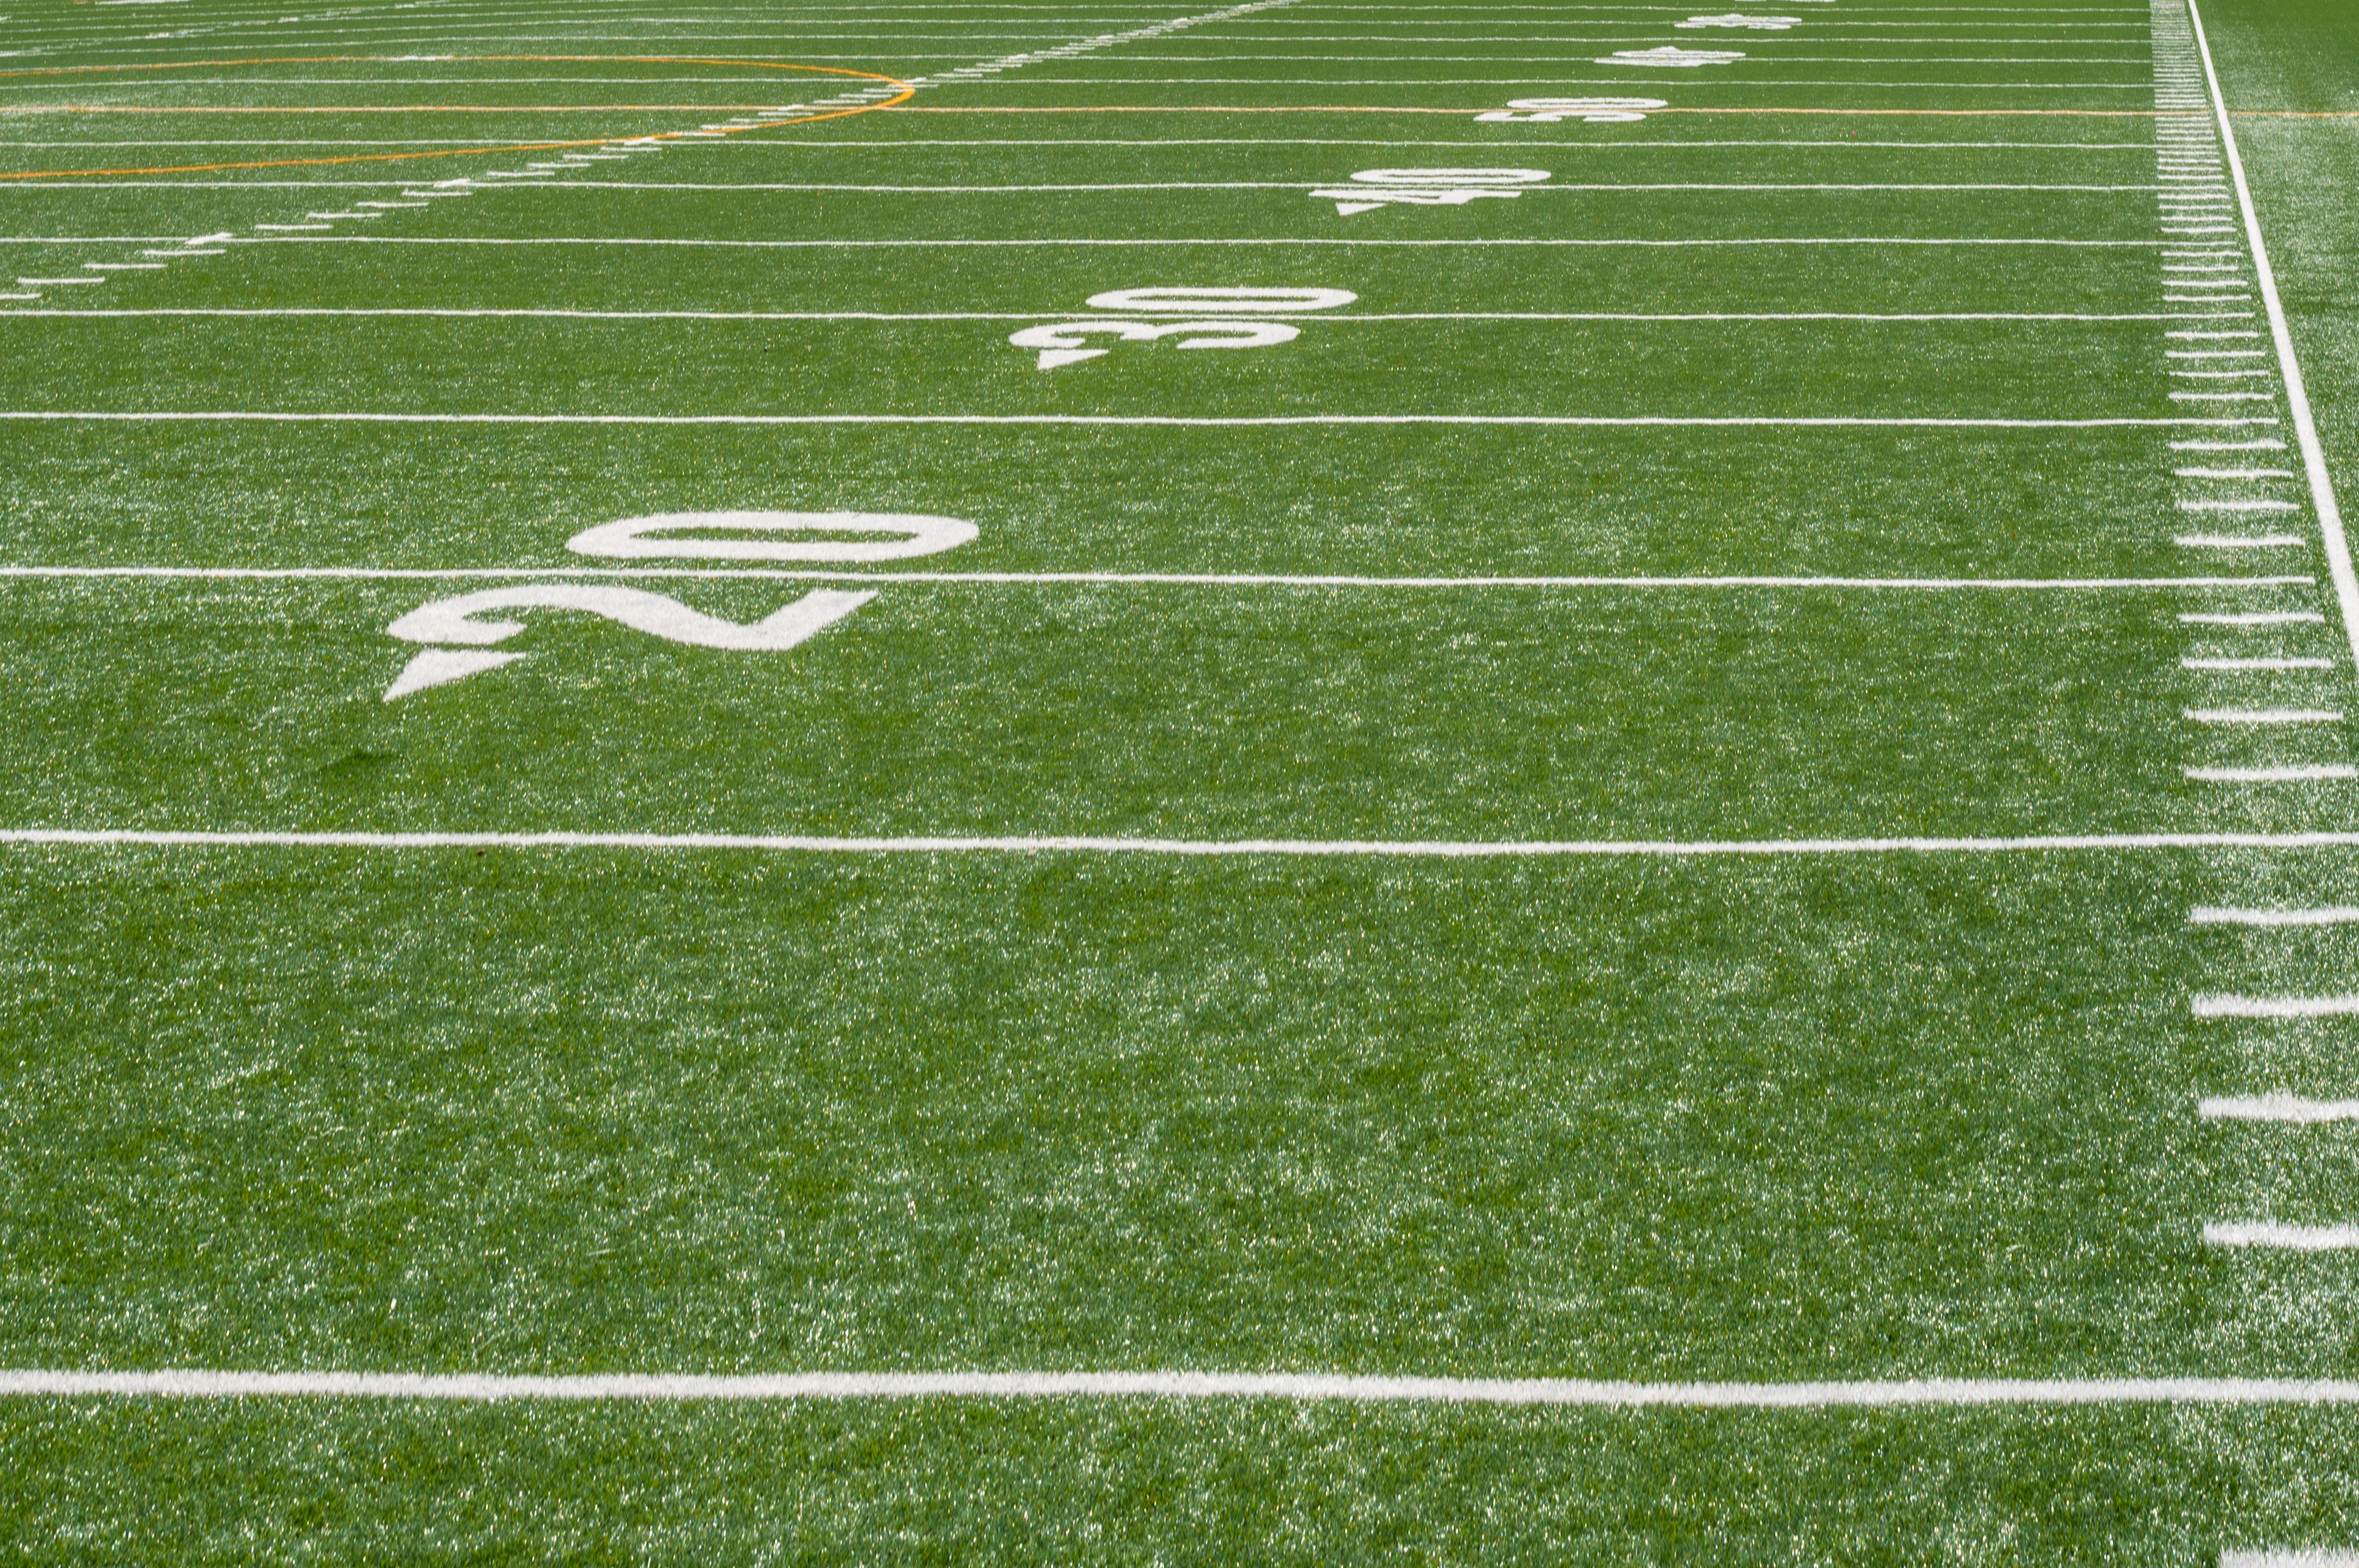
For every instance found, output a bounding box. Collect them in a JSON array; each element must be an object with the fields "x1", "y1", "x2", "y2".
[{"x1": 382, "y1": 511, "x2": 977, "y2": 700}]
